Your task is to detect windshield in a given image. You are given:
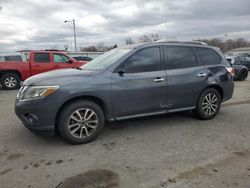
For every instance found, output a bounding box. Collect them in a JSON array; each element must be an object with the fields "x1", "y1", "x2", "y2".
[{"x1": 81, "y1": 48, "x2": 131, "y2": 70}]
